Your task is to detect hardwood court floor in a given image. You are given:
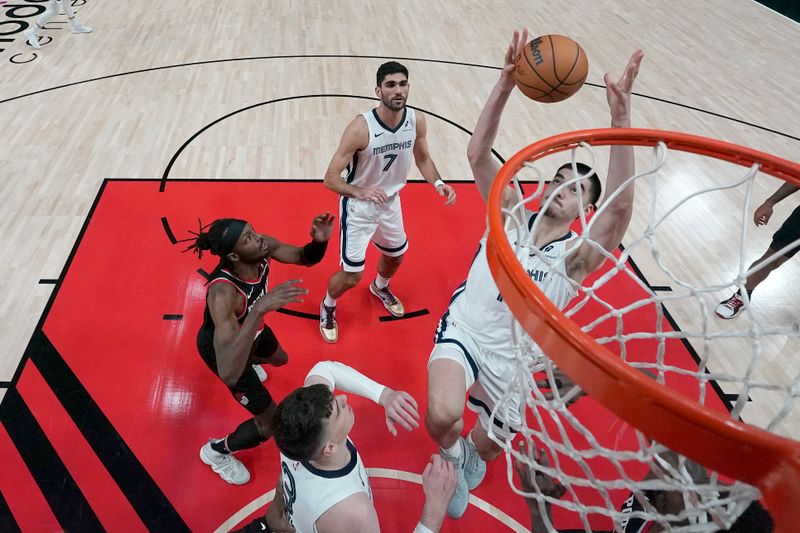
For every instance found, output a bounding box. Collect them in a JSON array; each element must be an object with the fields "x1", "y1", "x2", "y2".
[{"x1": 1, "y1": 0, "x2": 799, "y2": 530}]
